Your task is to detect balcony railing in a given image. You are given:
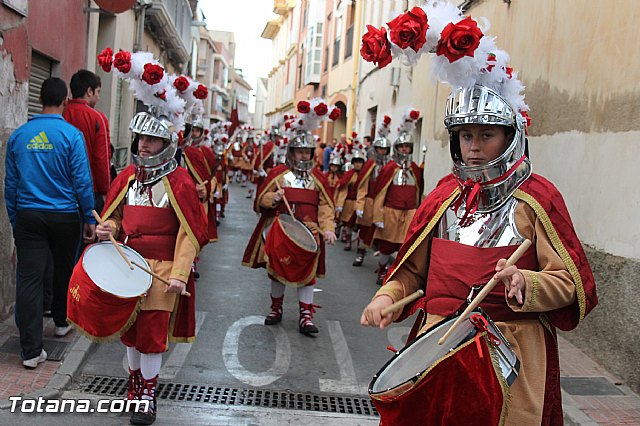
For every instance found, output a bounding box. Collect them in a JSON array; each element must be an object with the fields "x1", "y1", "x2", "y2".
[{"x1": 145, "y1": 0, "x2": 193, "y2": 68}]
